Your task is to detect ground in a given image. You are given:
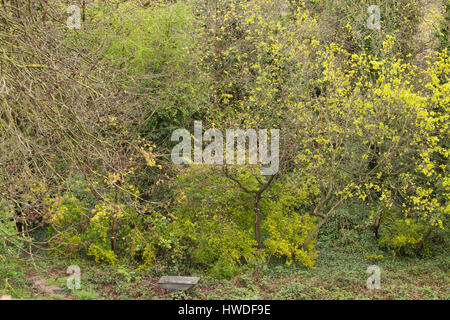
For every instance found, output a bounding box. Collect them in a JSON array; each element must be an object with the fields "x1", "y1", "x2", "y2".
[{"x1": 2, "y1": 242, "x2": 448, "y2": 300}]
